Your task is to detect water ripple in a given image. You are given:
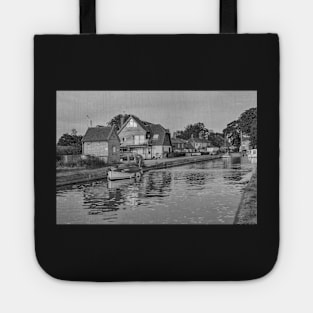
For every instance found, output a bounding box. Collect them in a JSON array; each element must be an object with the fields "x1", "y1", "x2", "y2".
[{"x1": 57, "y1": 157, "x2": 256, "y2": 224}]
